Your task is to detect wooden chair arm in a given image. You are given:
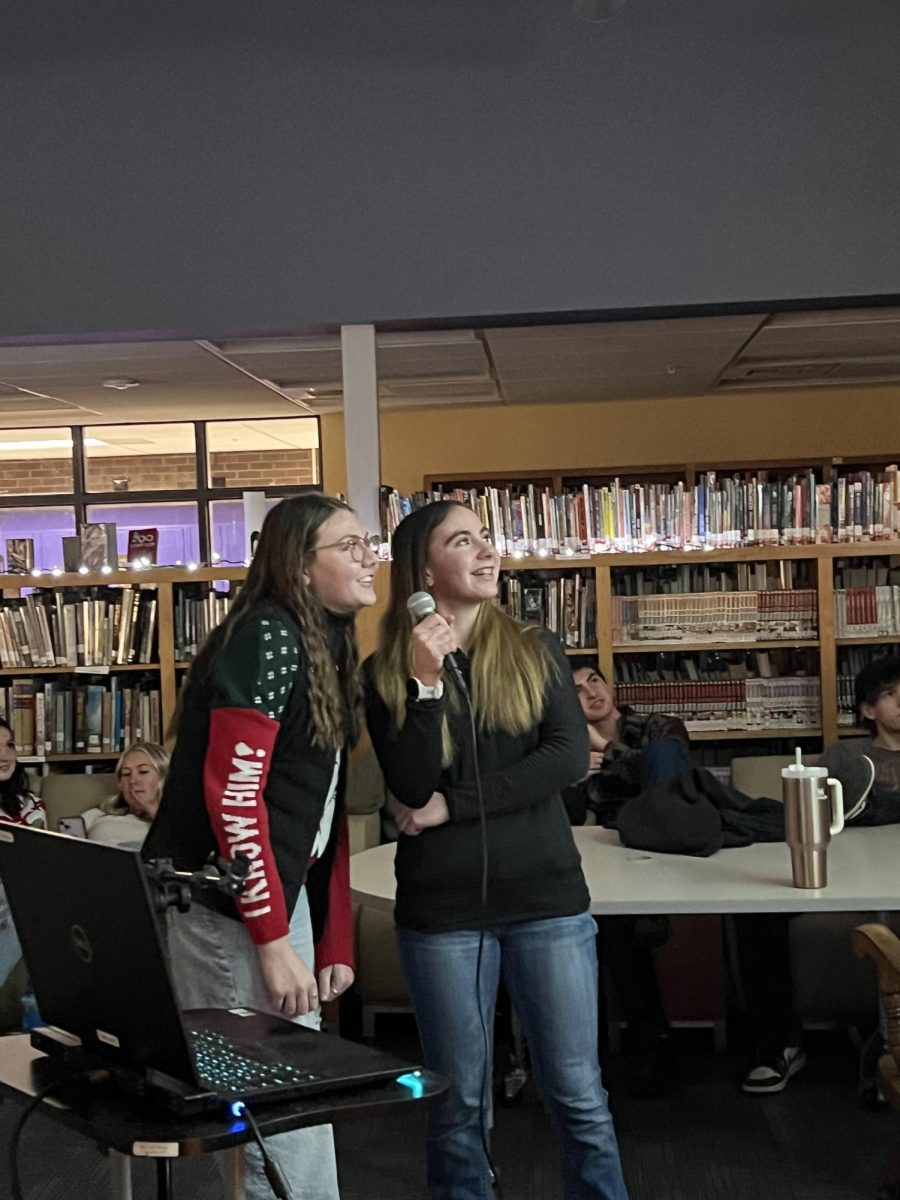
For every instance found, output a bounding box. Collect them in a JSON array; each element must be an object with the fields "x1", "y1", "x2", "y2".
[{"x1": 853, "y1": 923, "x2": 900, "y2": 1074}]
